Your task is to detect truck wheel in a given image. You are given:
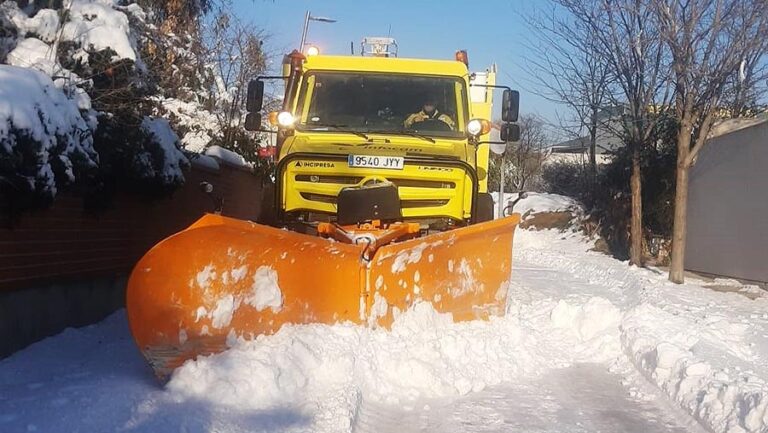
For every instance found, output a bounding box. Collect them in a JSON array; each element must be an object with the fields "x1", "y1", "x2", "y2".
[
  {"x1": 258, "y1": 181, "x2": 278, "y2": 226},
  {"x1": 476, "y1": 193, "x2": 495, "y2": 223}
]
